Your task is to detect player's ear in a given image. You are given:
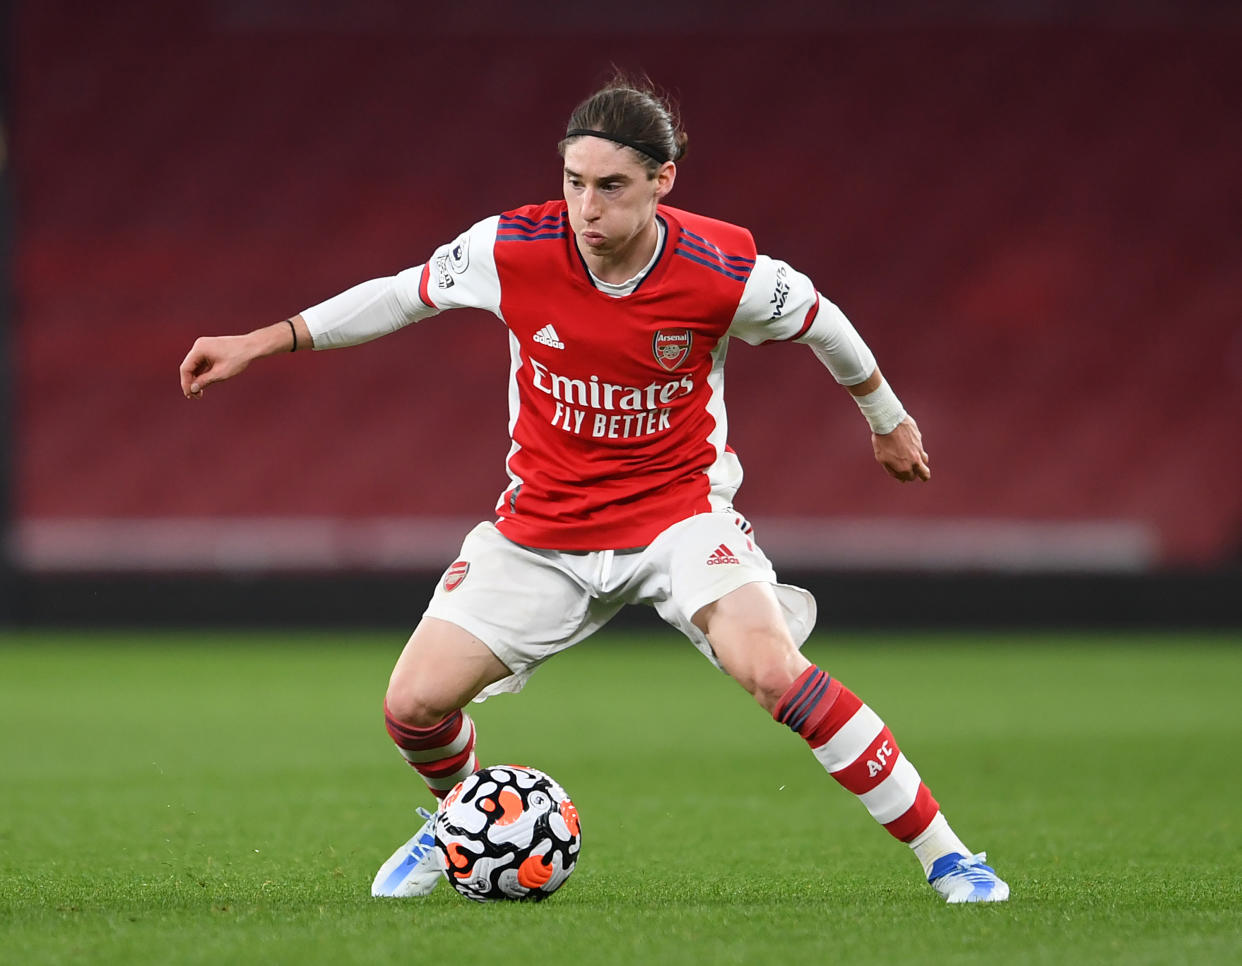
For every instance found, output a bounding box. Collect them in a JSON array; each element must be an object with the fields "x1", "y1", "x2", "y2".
[{"x1": 654, "y1": 161, "x2": 676, "y2": 199}]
